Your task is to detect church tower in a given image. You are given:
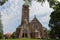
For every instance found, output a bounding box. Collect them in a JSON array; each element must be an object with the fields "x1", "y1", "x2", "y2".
[
  {"x1": 16, "y1": 0, "x2": 31, "y2": 38},
  {"x1": 21, "y1": 5, "x2": 29, "y2": 25},
  {"x1": 21, "y1": 0, "x2": 32, "y2": 24}
]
